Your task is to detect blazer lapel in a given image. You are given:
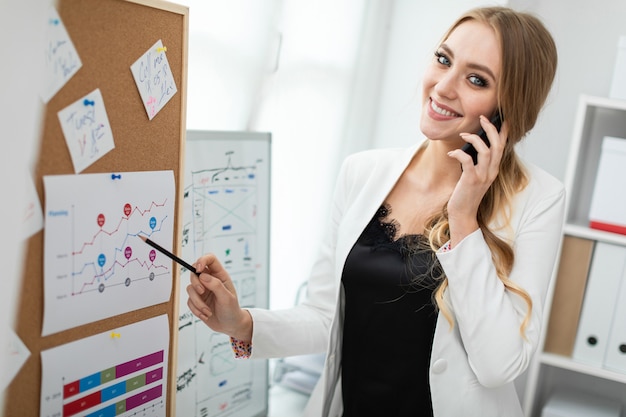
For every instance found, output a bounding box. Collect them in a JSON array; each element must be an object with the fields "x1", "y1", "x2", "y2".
[{"x1": 334, "y1": 142, "x2": 424, "y2": 281}]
